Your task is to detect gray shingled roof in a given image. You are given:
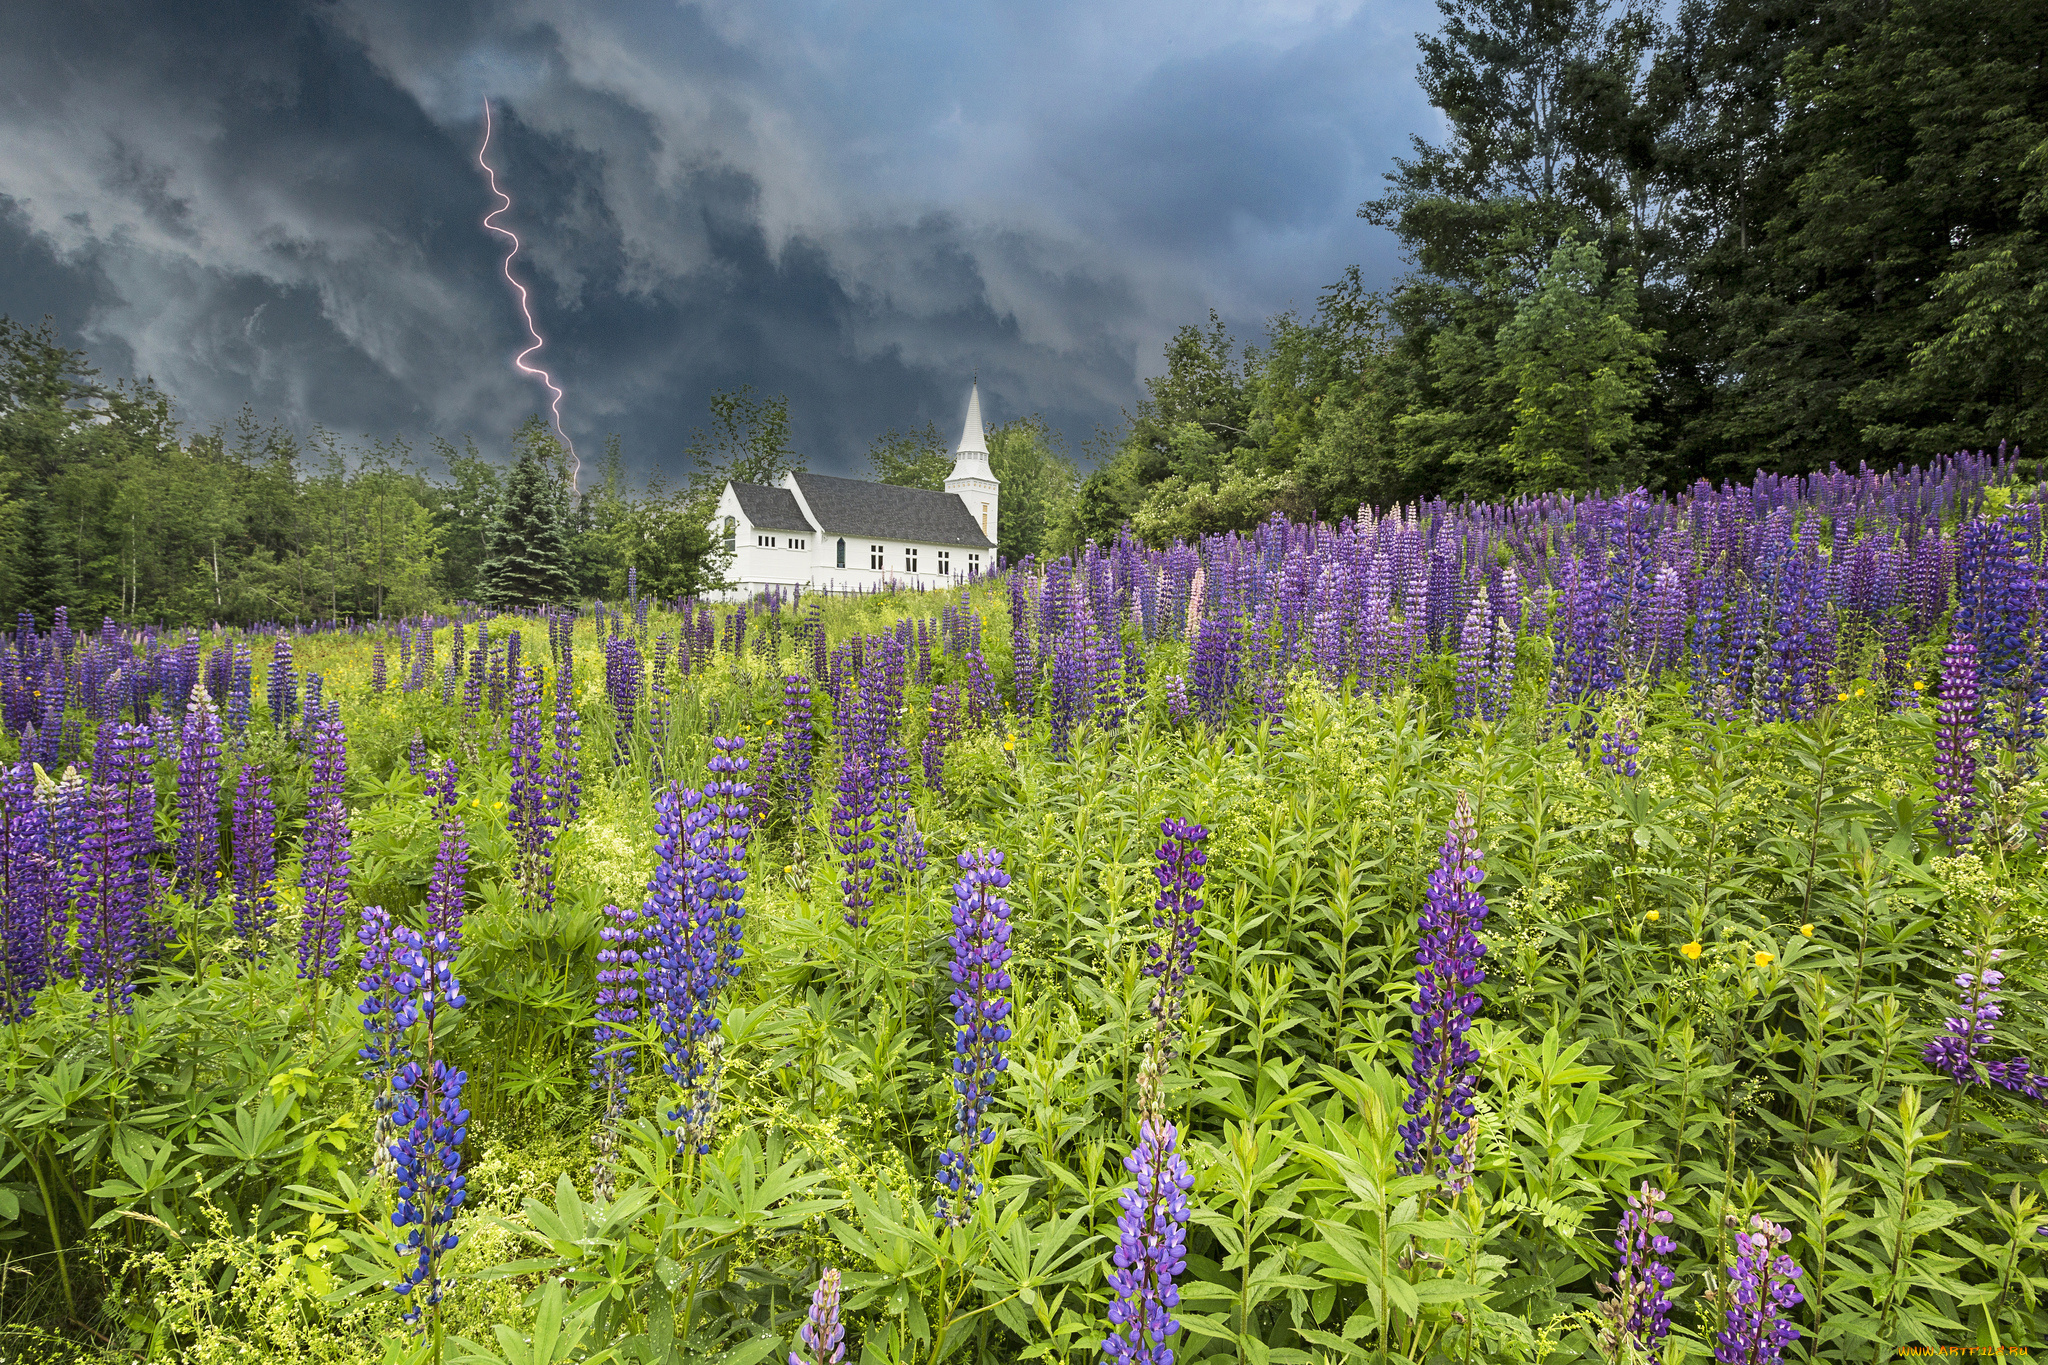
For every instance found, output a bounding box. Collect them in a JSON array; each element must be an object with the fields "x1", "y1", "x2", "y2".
[
  {"x1": 729, "y1": 482, "x2": 811, "y2": 532},
  {"x1": 791, "y1": 473, "x2": 994, "y2": 549}
]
